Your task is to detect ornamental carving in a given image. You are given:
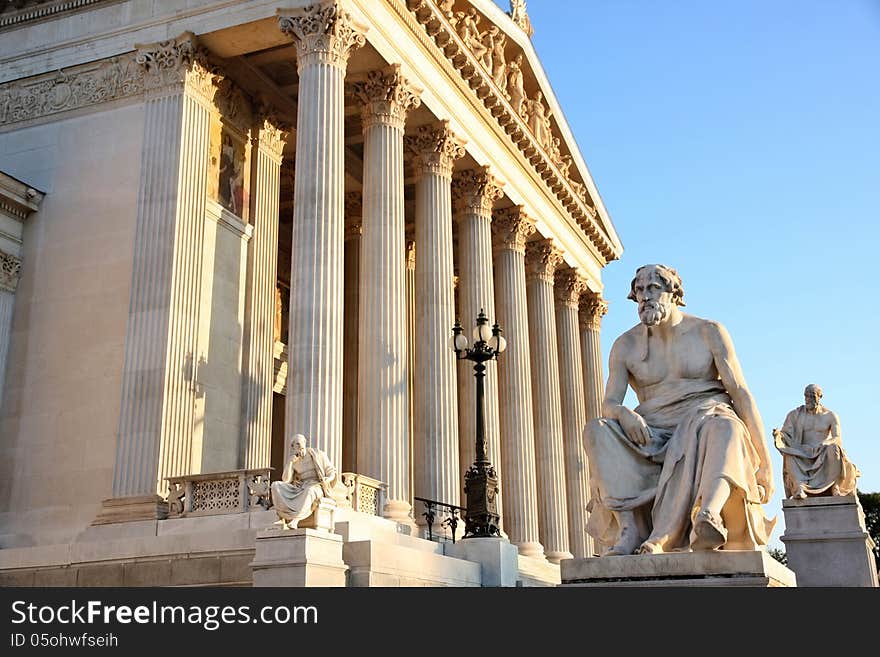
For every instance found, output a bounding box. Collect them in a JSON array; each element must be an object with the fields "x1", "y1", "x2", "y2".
[
  {"x1": 0, "y1": 251, "x2": 22, "y2": 293},
  {"x1": 555, "y1": 268, "x2": 588, "y2": 308},
  {"x1": 451, "y1": 167, "x2": 504, "y2": 217},
  {"x1": 135, "y1": 32, "x2": 221, "y2": 103},
  {"x1": 352, "y1": 64, "x2": 421, "y2": 131},
  {"x1": 253, "y1": 104, "x2": 290, "y2": 160},
  {"x1": 406, "y1": 120, "x2": 465, "y2": 179},
  {"x1": 278, "y1": 1, "x2": 367, "y2": 70},
  {"x1": 525, "y1": 238, "x2": 564, "y2": 282},
  {"x1": 491, "y1": 205, "x2": 535, "y2": 254},
  {"x1": 0, "y1": 54, "x2": 143, "y2": 125},
  {"x1": 580, "y1": 292, "x2": 609, "y2": 330},
  {"x1": 509, "y1": 0, "x2": 534, "y2": 38}
]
